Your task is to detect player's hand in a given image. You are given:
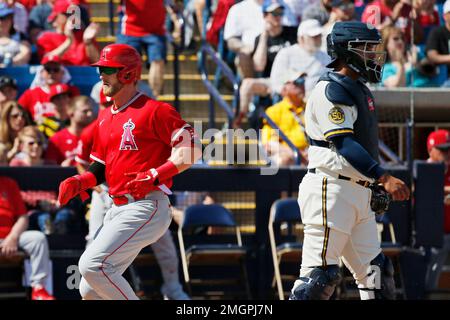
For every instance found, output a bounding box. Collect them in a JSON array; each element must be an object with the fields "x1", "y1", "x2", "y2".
[
  {"x1": 0, "y1": 236, "x2": 18, "y2": 257},
  {"x1": 58, "y1": 176, "x2": 82, "y2": 206},
  {"x1": 125, "y1": 169, "x2": 159, "y2": 199},
  {"x1": 379, "y1": 173, "x2": 410, "y2": 201}
]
